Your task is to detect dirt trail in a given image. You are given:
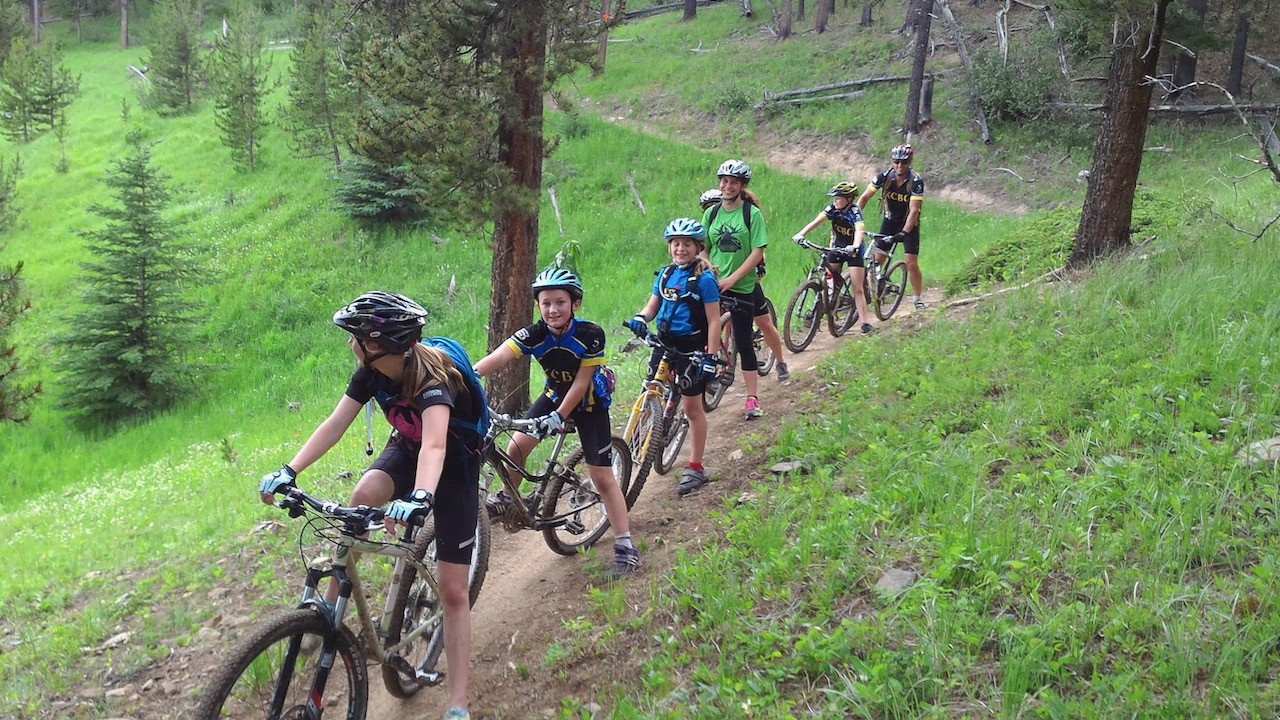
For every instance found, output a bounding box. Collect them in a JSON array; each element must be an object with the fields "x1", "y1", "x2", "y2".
[{"x1": 368, "y1": 288, "x2": 947, "y2": 719}]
